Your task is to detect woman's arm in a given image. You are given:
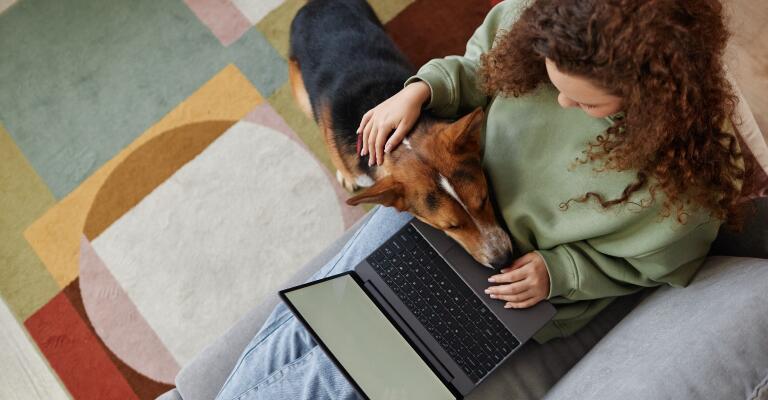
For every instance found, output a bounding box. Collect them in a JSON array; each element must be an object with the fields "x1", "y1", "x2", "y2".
[
  {"x1": 405, "y1": 0, "x2": 524, "y2": 117},
  {"x1": 358, "y1": 0, "x2": 526, "y2": 164},
  {"x1": 485, "y1": 204, "x2": 722, "y2": 306},
  {"x1": 539, "y1": 215, "x2": 722, "y2": 301}
]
